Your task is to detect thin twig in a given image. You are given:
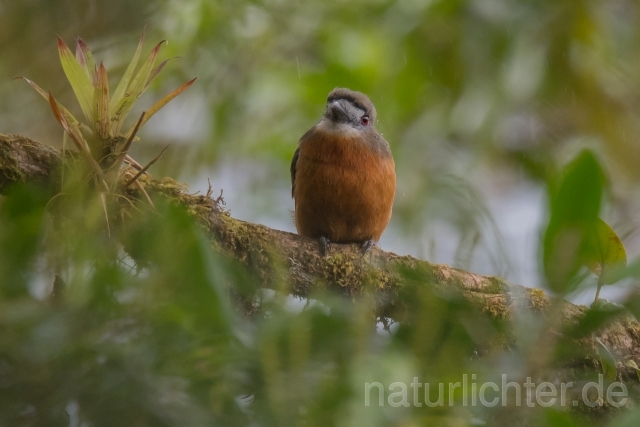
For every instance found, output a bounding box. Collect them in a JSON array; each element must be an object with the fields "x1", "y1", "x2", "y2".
[
  {"x1": 100, "y1": 192, "x2": 110, "y2": 237},
  {"x1": 124, "y1": 155, "x2": 144, "y2": 171},
  {"x1": 134, "y1": 179, "x2": 155, "y2": 209},
  {"x1": 206, "y1": 178, "x2": 213, "y2": 198},
  {"x1": 113, "y1": 111, "x2": 146, "y2": 172},
  {"x1": 123, "y1": 145, "x2": 169, "y2": 188}
]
